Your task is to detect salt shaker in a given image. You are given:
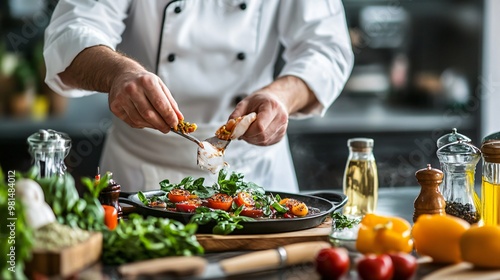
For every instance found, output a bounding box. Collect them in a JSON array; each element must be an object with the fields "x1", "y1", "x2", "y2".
[
  {"x1": 480, "y1": 139, "x2": 500, "y2": 226},
  {"x1": 437, "y1": 140, "x2": 481, "y2": 224},
  {"x1": 414, "y1": 164, "x2": 446, "y2": 223},
  {"x1": 343, "y1": 138, "x2": 378, "y2": 218},
  {"x1": 27, "y1": 129, "x2": 71, "y2": 178}
]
